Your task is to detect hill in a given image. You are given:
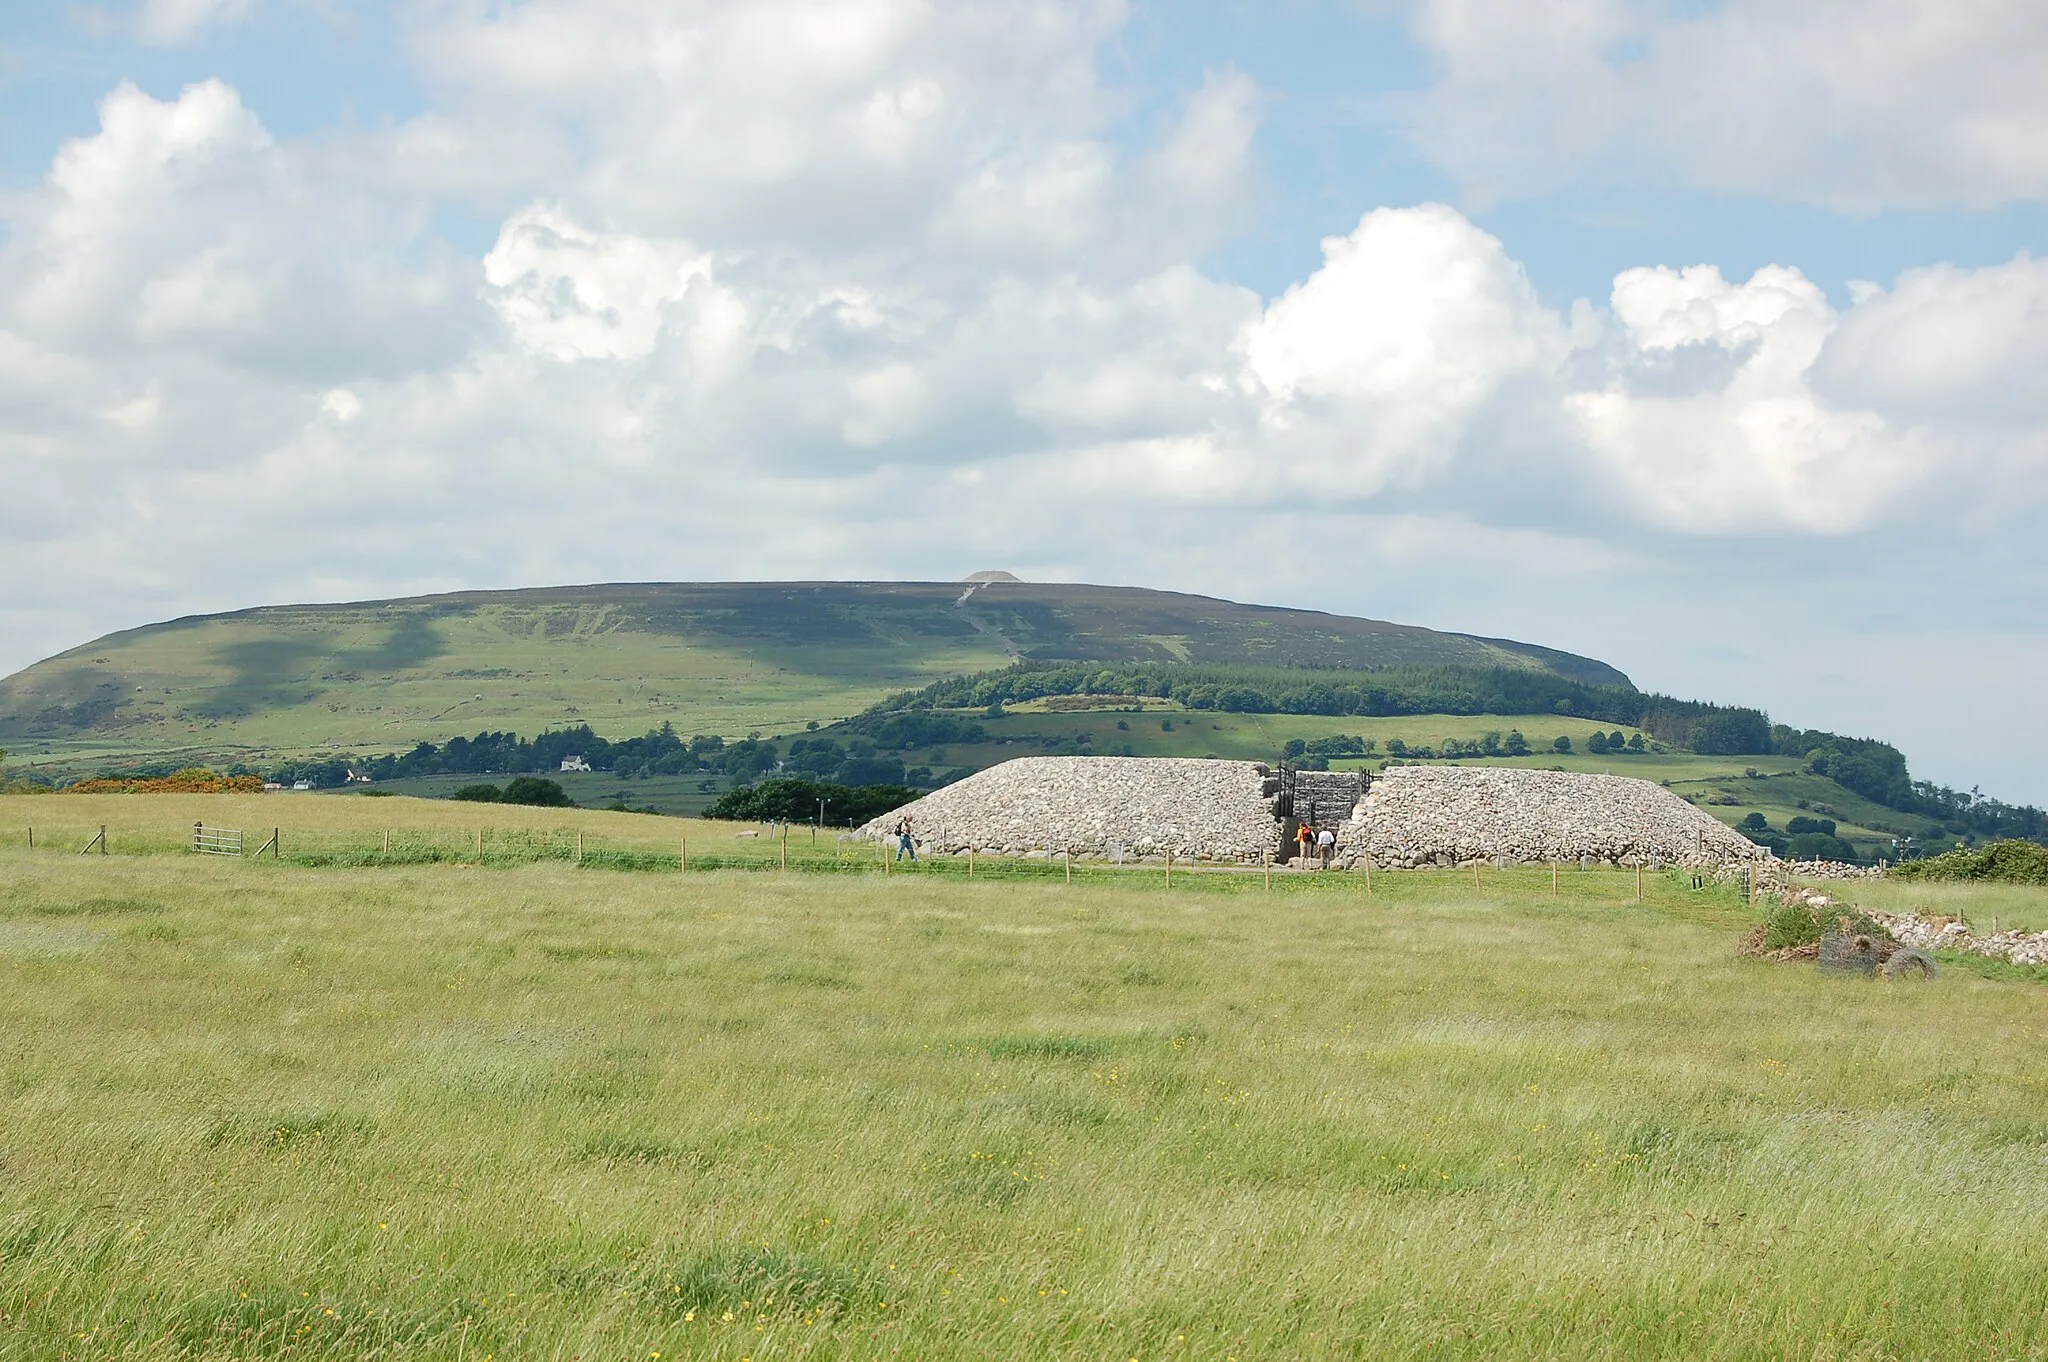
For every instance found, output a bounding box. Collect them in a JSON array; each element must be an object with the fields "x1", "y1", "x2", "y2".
[{"x1": 0, "y1": 579, "x2": 1627, "y2": 763}]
